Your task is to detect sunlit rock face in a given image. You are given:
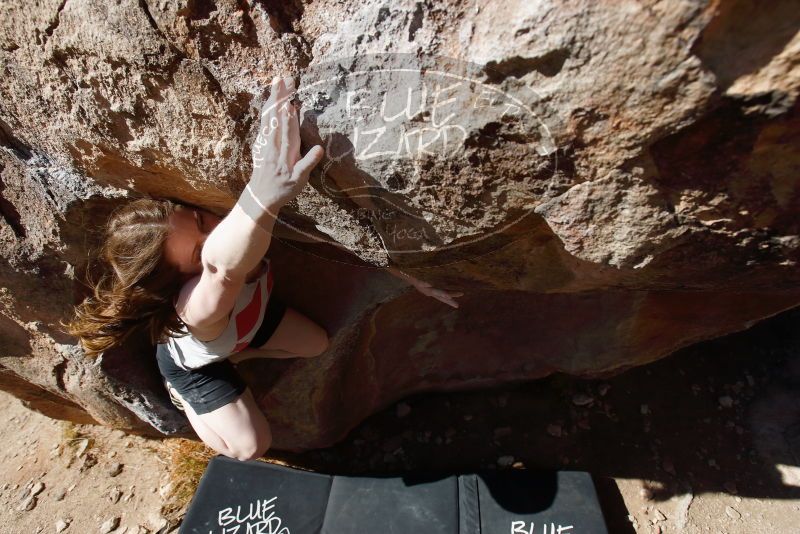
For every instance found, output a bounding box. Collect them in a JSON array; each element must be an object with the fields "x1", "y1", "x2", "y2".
[{"x1": 0, "y1": 0, "x2": 797, "y2": 449}]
